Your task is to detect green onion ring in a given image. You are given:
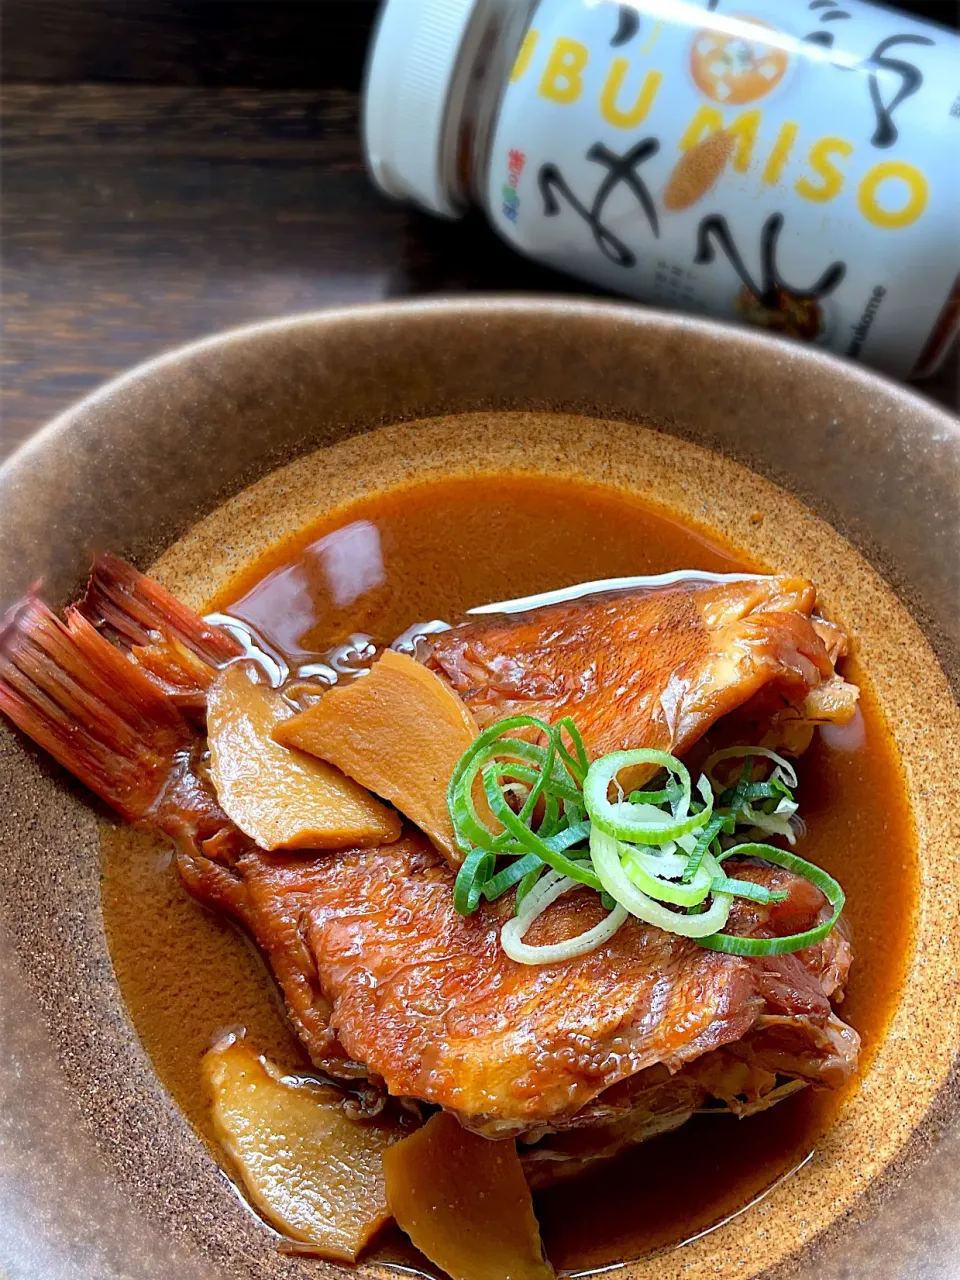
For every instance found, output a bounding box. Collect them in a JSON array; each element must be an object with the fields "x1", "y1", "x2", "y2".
[
  {"x1": 584, "y1": 750, "x2": 714, "y2": 844},
  {"x1": 621, "y1": 846, "x2": 713, "y2": 907},
  {"x1": 500, "y1": 866, "x2": 627, "y2": 965},
  {"x1": 699, "y1": 843, "x2": 844, "y2": 955}
]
